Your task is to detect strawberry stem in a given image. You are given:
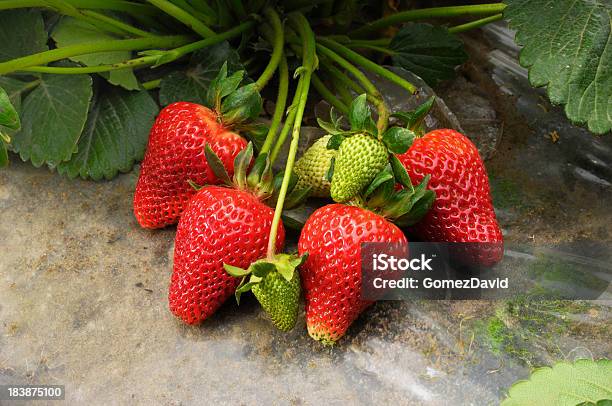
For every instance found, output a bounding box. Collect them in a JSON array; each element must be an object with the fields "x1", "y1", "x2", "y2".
[
  {"x1": 0, "y1": 35, "x2": 190, "y2": 75},
  {"x1": 140, "y1": 79, "x2": 160, "y2": 90},
  {"x1": 0, "y1": 0, "x2": 156, "y2": 38},
  {"x1": 254, "y1": 7, "x2": 284, "y2": 91},
  {"x1": 260, "y1": 54, "x2": 289, "y2": 155},
  {"x1": 350, "y1": 3, "x2": 507, "y2": 38},
  {"x1": 9, "y1": 21, "x2": 254, "y2": 75},
  {"x1": 266, "y1": 12, "x2": 316, "y2": 259},
  {"x1": 317, "y1": 37, "x2": 416, "y2": 95},
  {"x1": 312, "y1": 74, "x2": 349, "y2": 114},
  {"x1": 448, "y1": 13, "x2": 504, "y2": 34},
  {"x1": 269, "y1": 79, "x2": 303, "y2": 164},
  {"x1": 147, "y1": 0, "x2": 216, "y2": 37},
  {"x1": 320, "y1": 61, "x2": 383, "y2": 107},
  {"x1": 314, "y1": 42, "x2": 390, "y2": 134}
]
